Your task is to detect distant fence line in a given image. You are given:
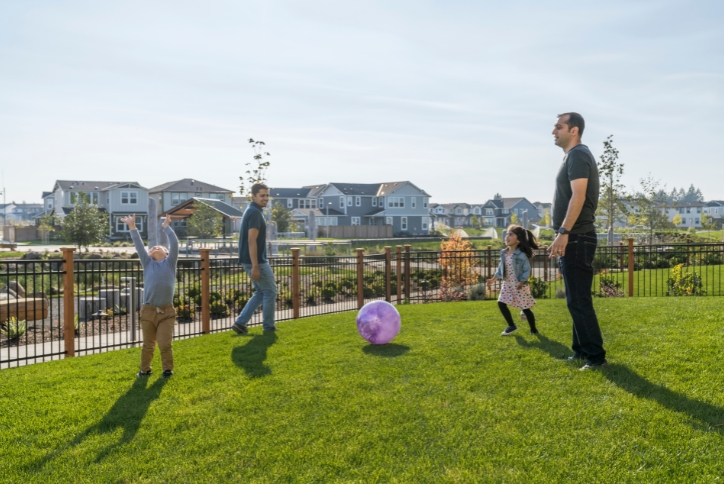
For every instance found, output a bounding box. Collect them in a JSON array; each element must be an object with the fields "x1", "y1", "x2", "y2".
[{"x1": 1, "y1": 239, "x2": 722, "y2": 368}]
